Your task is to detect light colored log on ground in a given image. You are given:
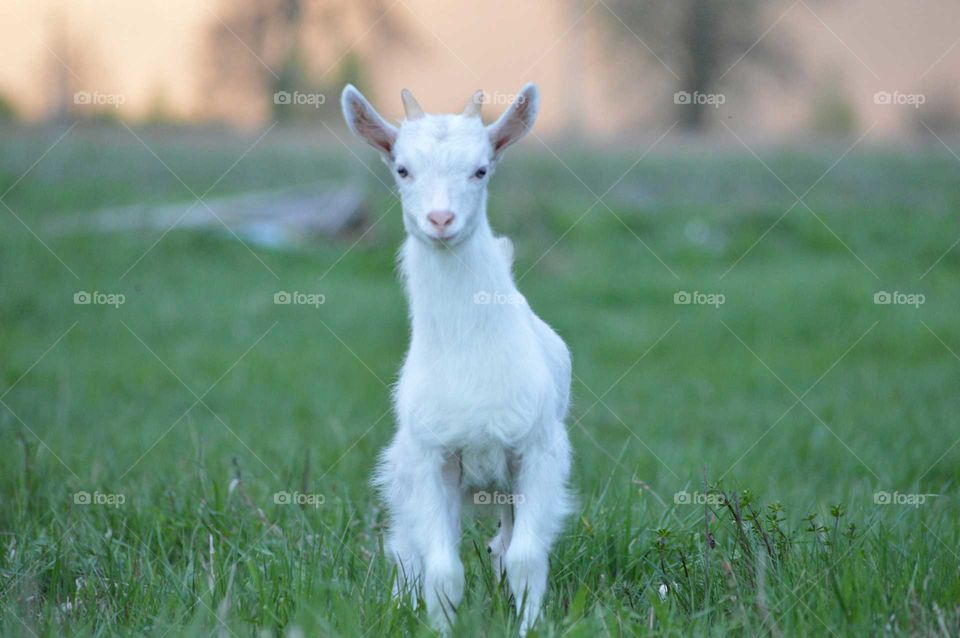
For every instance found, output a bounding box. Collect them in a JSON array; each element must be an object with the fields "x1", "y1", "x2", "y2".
[{"x1": 48, "y1": 184, "x2": 369, "y2": 248}]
